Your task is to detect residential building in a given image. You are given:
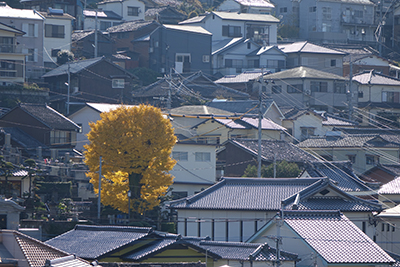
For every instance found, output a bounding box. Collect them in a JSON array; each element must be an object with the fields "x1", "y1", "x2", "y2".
[
  {"x1": 132, "y1": 71, "x2": 249, "y2": 108},
  {"x1": 179, "y1": 11, "x2": 279, "y2": 47},
  {"x1": 0, "y1": 3, "x2": 45, "y2": 81},
  {"x1": 376, "y1": 204, "x2": 400, "y2": 253},
  {"x1": 0, "y1": 199, "x2": 24, "y2": 230},
  {"x1": 297, "y1": 130, "x2": 400, "y2": 174},
  {"x1": 148, "y1": 24, "x2": 212, "y2": 74},
  {"x1": 205, "y1": 99, "x2": 284, "y2": 125},
  {"x1": 262, "y1": 66, "x2": 355, "y2": 113},
  {"x1": 71, "y1": 30, "x2": 114, "y2": 59},
  {"x1": 278, "y1": 41, "x2": 345, "y2": 76},
  {"x1": 40, "y1": 8, "x2": 74, "y2": 69},
  {"x1": 217, "y1": 0, "x2": 274, "y2": 14},
  {"x1": 144, "y1": 6, "x2": 187, "y2": 24},
  {"x1": 218, "y1": 139, "x2": 319, "y2": 177},
  {"x1": 362, "y1": 164, "x2": 400, "y2": 184},
  {"x1": 0, "y1": 22, "x2": 26, "y2": 85},
  {"x1": 0, "y1": 103, "x2": 81, "y2": 156},
  {"x1": 42, "y1": 57, "x2": 138, "y2": 114},
  {"x1": 169, "y1": 177, "x2": 382, "y2": 242},
  {"x1": 45, "y1": 225, "x2": 299, "y2": 266},
  {"x1": 247, "y1": 210, "x2": 395, "y2": 267},
  {"x1": 352, "y1": 70, "x2": 400, "y2": 127},
  {"x1": 97, "y1": 0, "x2": 156, "y2": 22},
  {"x1": 0, "y1": 167, "x2": 30, "y2": 199},
  {"x1": 83, "y1": 9, "x2": 122, "y2": 31},
  {"x1": 378, "y1": 177, "x2": 400, "y2": 207}
]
